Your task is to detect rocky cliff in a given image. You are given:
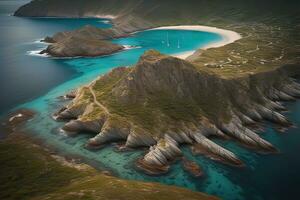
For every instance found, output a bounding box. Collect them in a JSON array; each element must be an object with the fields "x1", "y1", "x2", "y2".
[{"x1": 55, "y1": 50, "x2": 300, "y2": 174}]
